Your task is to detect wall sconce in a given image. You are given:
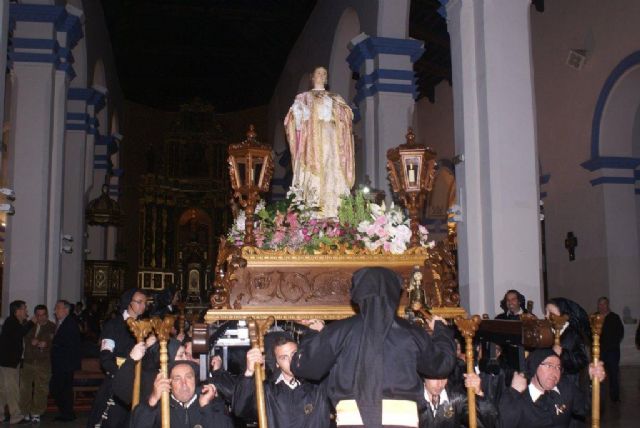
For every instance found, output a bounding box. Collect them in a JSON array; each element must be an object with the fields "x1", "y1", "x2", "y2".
[{"x1": 564, "y1": 232, "x2": 578, "y2": 261}]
